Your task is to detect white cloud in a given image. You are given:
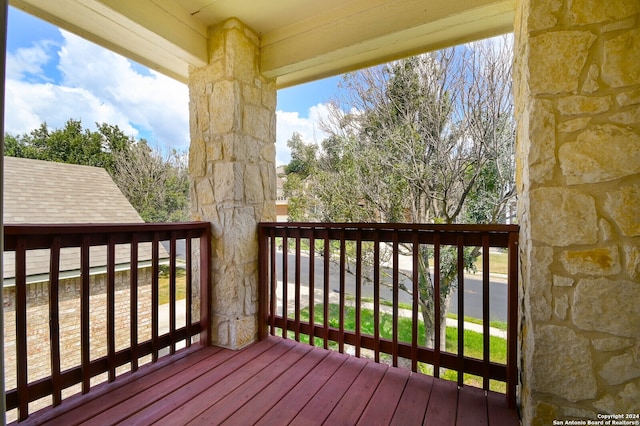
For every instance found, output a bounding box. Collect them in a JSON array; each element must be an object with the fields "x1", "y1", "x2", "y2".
[
  {"x1": 56, "y1": 31, "x2": 189, "y2": 147},
  {"x1": 5, "y1": 80, "x2": 138, "y2": 137},
  {"x1": 6, "y1": 40, "x2": 56, "y2": 81},
  {"x1": 6, "y1": 28, "x2": 334, "y2": 160},
  {"x1": 276, "y1": 103, "x2": 331, "y2": 165},
  {"x1": 5, "y1": 30, "x2": 189, "y2": 148}
]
